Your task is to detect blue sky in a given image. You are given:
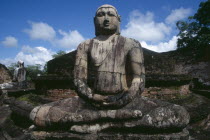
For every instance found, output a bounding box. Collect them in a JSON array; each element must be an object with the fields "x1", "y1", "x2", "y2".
[{"x1": 0, "y1": 0, "x2": 205, "y2": 67}]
